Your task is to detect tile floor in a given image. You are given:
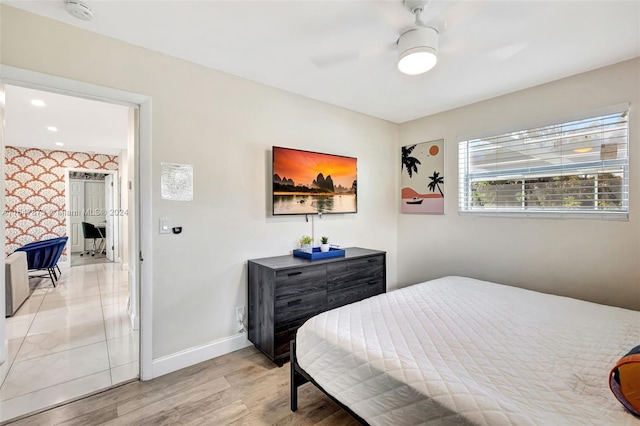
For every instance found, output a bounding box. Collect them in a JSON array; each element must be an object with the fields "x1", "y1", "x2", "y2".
[
  {"x1": 0, "y1": 262, "x2": 139, "y2": 422},
  {"x1": 70, "y1": 252, "x2": 112, "y2": 267}
]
